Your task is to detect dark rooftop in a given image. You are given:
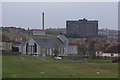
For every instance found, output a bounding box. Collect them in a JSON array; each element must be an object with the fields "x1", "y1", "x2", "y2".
[{"x1": 32, "y1": 36, "x2": 65, "y2": 48}]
